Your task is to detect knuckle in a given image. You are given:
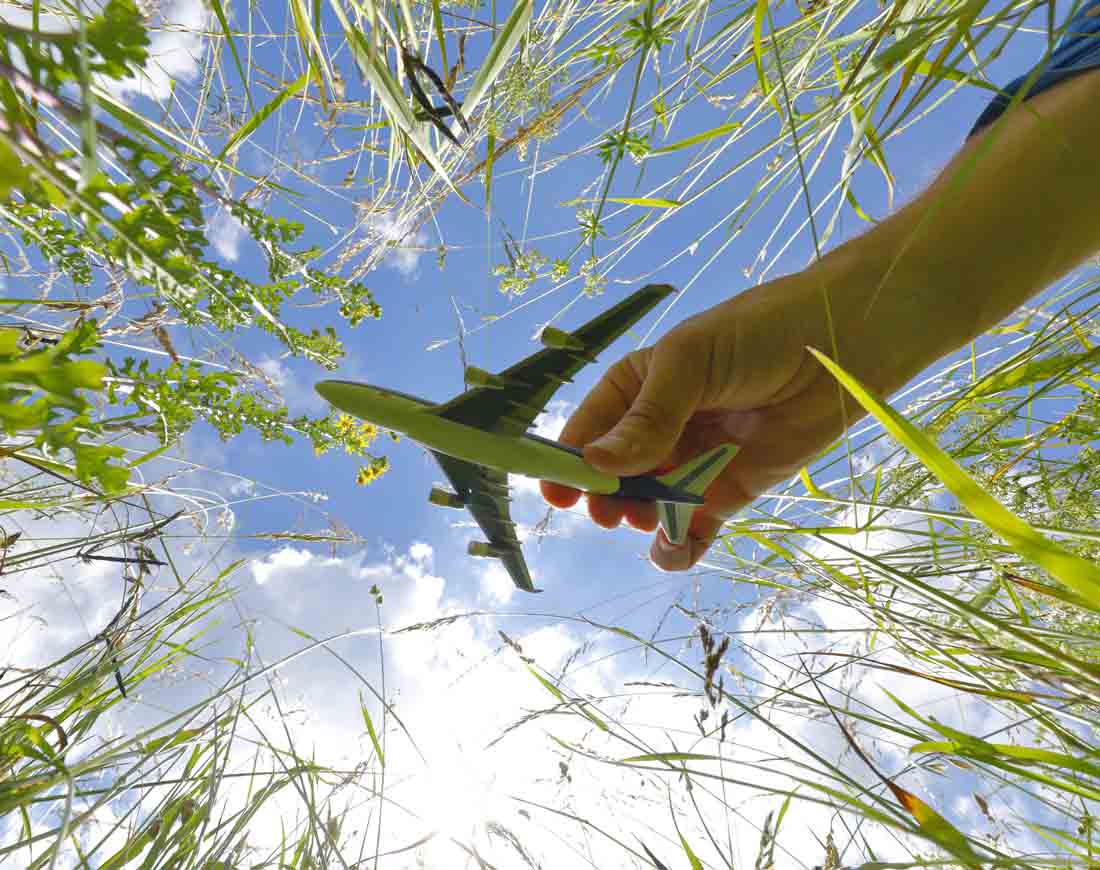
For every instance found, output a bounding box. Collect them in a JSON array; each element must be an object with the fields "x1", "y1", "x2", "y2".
[
  {"x1": 625, "y1": 396, "x2": 672, "y2": 432},
  {"x1": 605, "y1": 351, "x2": 648, "y2": 396}
]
